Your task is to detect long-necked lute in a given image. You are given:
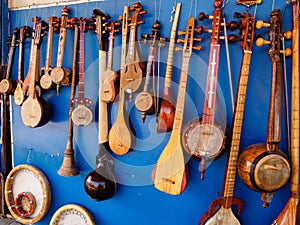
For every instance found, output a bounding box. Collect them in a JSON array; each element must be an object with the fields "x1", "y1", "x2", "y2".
[
  {"x1": 199, "y1": 12, "x2": 255, "y2": 225},
  {"x1": 152, "y1": 17, "x2": 202, "y2": 195},
  {"x1": 84, "y1": 10, "x2": 116, "y2": 201},
  {"x1": 238, "y1": 9, "x2": 292, "y2": 207},
  {"x1": 21, "y1": 17, "x2": 52, "y2": 128},
  {"x1": 157, "y1": 2, "x2": 181, "y2": 133},
  {"x1": 272, "y1": 0, "x2": 299, "y2": 223}
]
